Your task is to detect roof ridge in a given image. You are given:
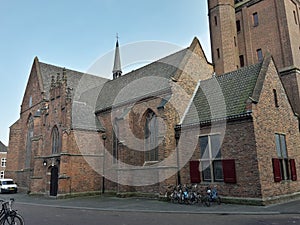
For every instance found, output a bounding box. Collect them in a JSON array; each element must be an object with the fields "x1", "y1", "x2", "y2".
[
  {"x1": 39, "y1": 61, "x2": 109, "y2": 80},
  {"x1": 105, "y1": 47, "x2": 189, "y2": 84}
]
